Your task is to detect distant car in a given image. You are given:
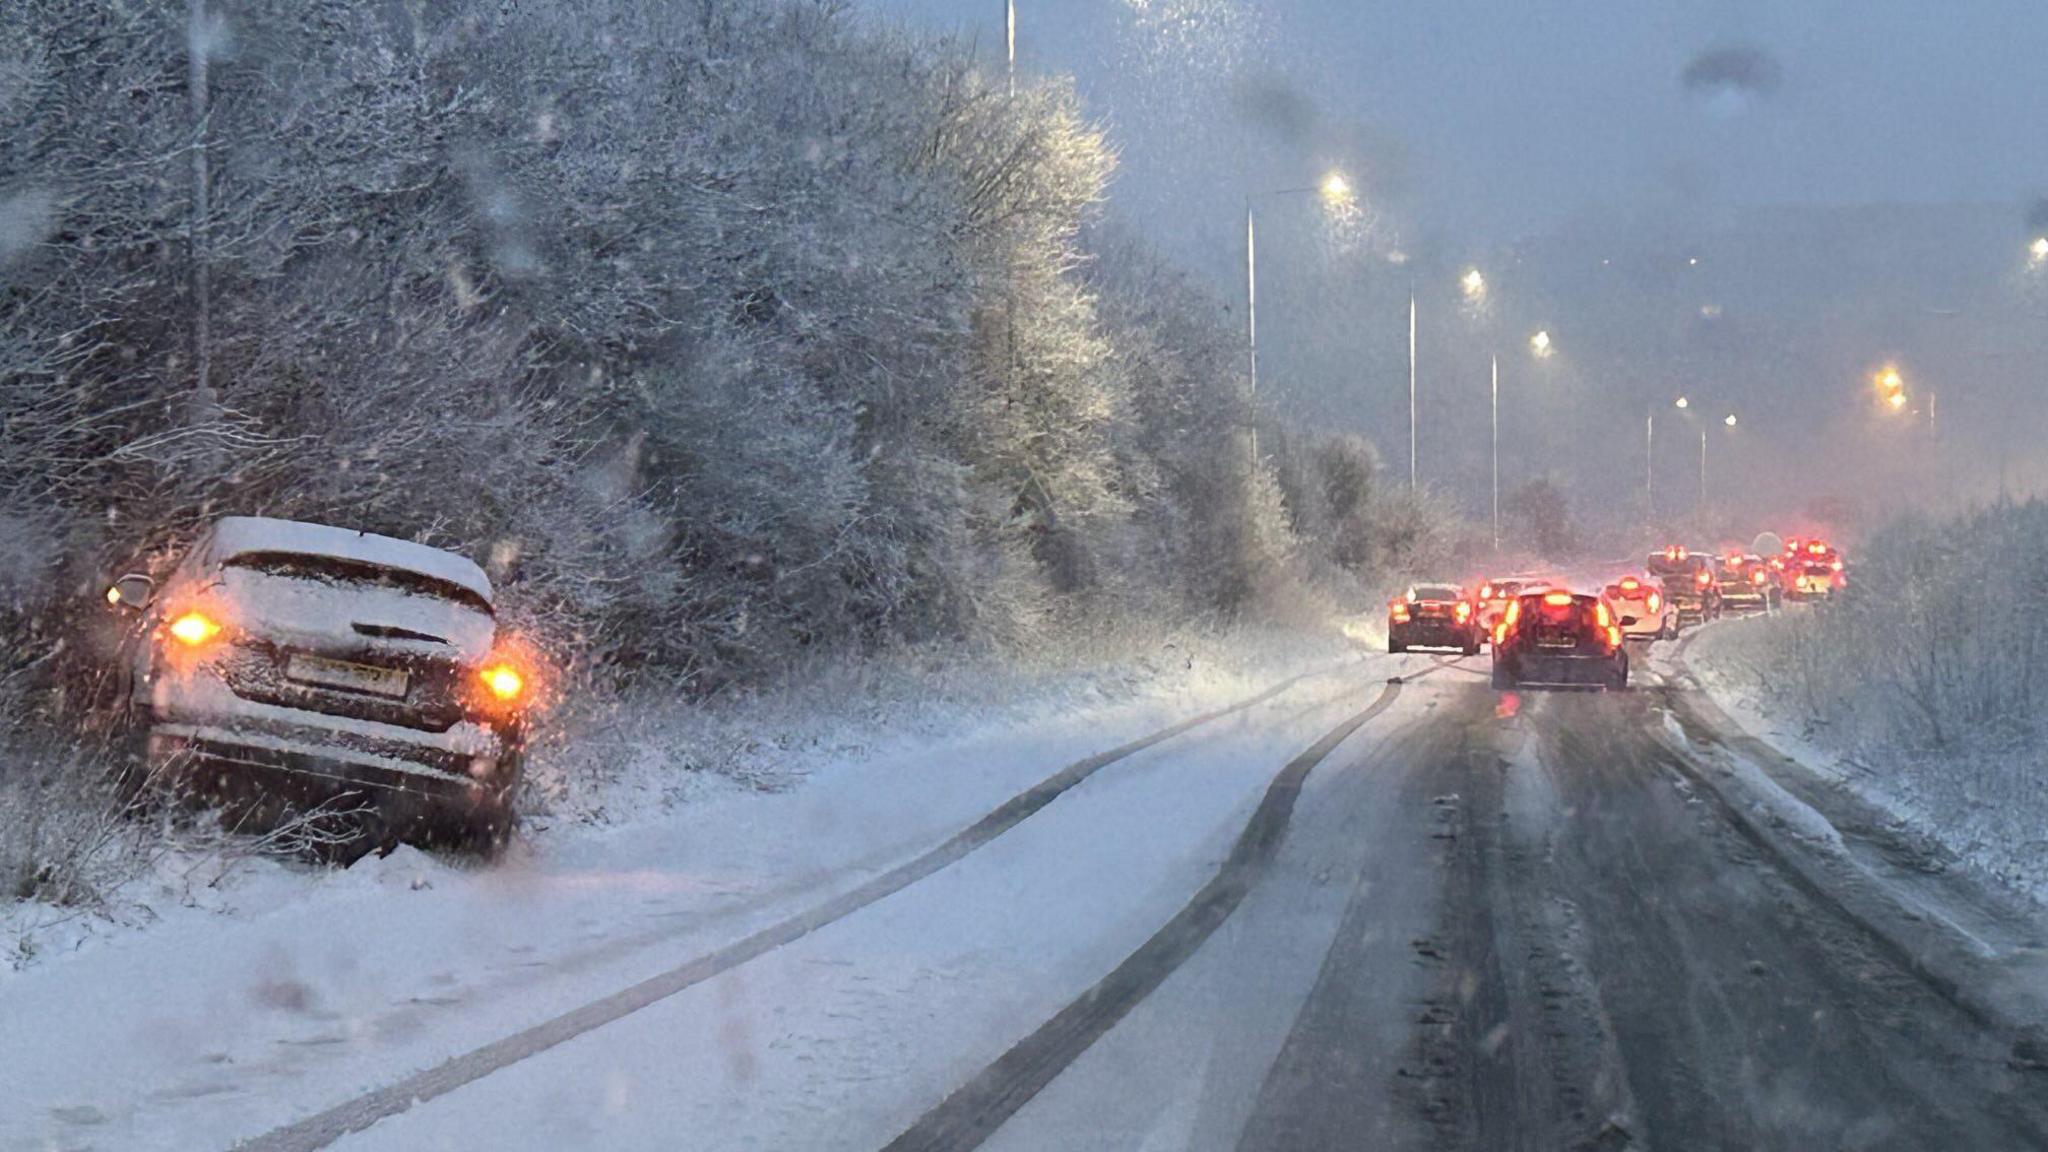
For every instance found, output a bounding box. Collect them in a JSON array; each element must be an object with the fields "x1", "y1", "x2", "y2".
[
  {"x1": 1648, "y1": 546, "x2": 1721, "y2": 625},
  {"x1": 1388, "y1": 583, "x2": 1482, "y2": 655},
  {"x1": 1783, "y1": 539, "x2": 1848, "y2": 598},
  {"x1": 1601, "y1": 574, "x2": 1677, "y2": 641},
  {"x1": 1491, "y1": 589, "x2": 1630, "y2": 691},
  {"x1": 1714, "y1": 553, "x2": 1777, "y2": 614},
  {"x1": 103, "y1": 517, "x2": 531, "y2": 854},
  {"x1": 1474, "y1": 577, "x2": 1543, "y2": 639},
  {"x1": 1787, "y1": 560, "x2": 1843, "y2": 601}
]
